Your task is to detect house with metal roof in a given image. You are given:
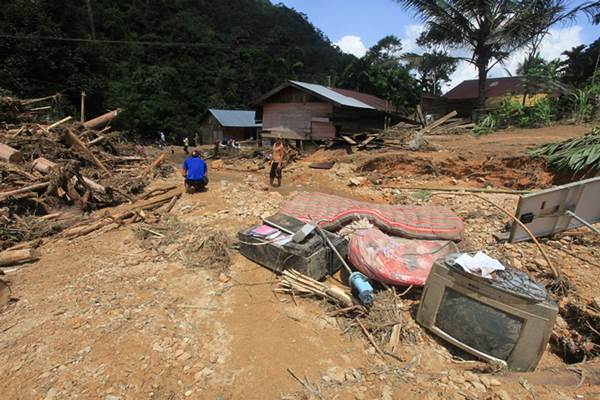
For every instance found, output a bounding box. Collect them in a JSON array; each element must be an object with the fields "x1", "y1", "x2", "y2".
[
  {"x1": 423, "y1": 76, "x2": 566, "y2": 118},
  {"x1": 199, "y1": 109, "x2": 261, "y2": 144},
  {"x1": 256, "y1": 80, "x2": 401, "y2": 141}
]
